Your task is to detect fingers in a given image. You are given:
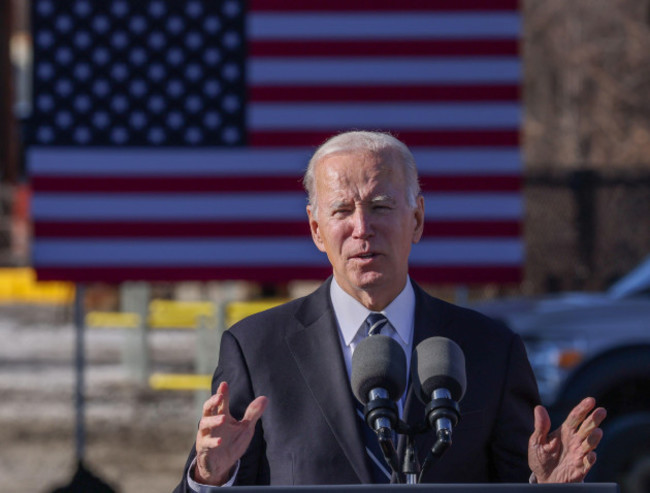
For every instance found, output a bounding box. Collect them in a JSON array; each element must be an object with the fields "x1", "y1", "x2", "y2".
[
  {"x1": 576, "y1": 406, "x2": 607, "y2": 440},
  {"x1": 202, "y1": 381, "x2": 231, "y2": 418},
  {"x1": 562, "y1": 397, "x2": 596, "y2": 430},
  {"x1": 531, "y1": 405, "x2": 552, "y2": 444}
]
